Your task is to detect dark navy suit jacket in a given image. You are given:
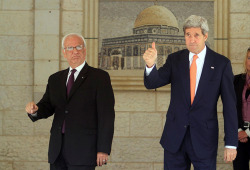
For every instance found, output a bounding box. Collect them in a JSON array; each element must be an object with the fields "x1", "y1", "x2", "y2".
[{"x1": 144, "y1": 47, "x2": 238, "y2": 159}]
